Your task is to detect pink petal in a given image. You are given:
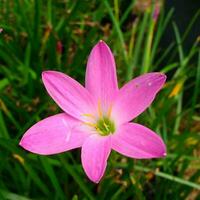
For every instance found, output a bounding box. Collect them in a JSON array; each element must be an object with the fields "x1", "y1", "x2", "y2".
[
  {"x1": 112, "y1": 123, "x2": 166, "y2": 159},
  {"x1": 20, "y1": 113, "x2": 90, "y2": 155},
  {"x1": 85, "y1": 41, "x2": 118, "y2": 110},
  {"x1": 112, "y1": 73, "x2": 166, "y2": 124},
  {"x1": 81, "y1": 134, "x2": 111, "y2": 183},
  {"x1": 42, "y1": 71, "x2": 95, "y2": 121}
]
